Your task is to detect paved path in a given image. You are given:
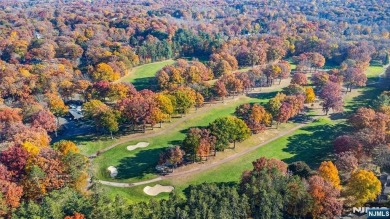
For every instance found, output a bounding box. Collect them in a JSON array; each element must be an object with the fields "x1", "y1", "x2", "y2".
[
  {"x1": 97, "y1": 65, "x2": 389, "y2": 188},
  {"x1": 98, "y1": 120, "x2": 310, "y2": 187},
  {"x1": 90, "y1": 78, "x2": 291, "y2": 157}
]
